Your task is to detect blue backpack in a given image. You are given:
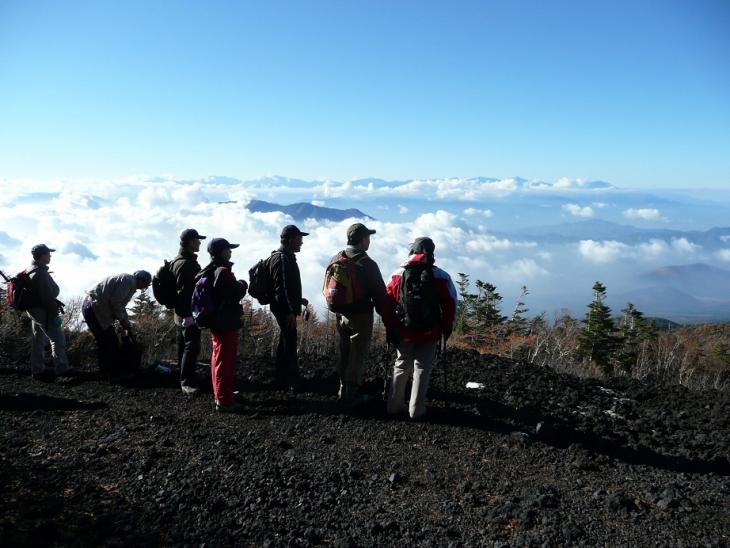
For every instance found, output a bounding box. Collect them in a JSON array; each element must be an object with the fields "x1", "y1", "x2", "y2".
[{"x1": 191, "y1": 275, "x2": 216, "y2": 328}]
